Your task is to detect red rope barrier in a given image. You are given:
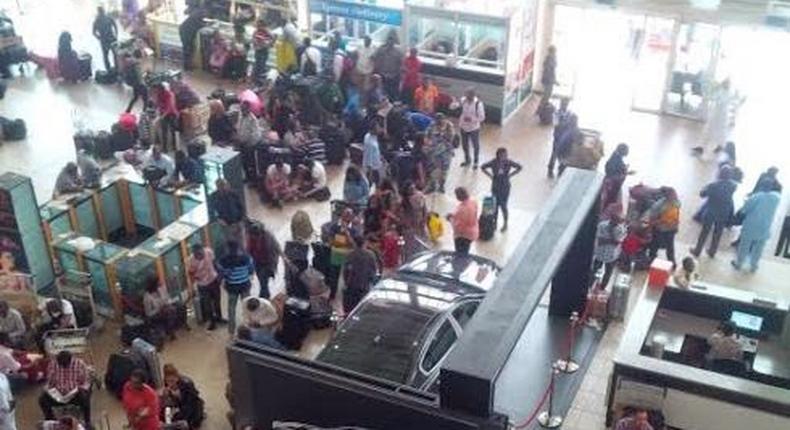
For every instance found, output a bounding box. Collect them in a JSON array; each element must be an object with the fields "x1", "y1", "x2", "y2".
[{"x1": 511, "y1": 376, "x2": 555, "y2": 429}]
